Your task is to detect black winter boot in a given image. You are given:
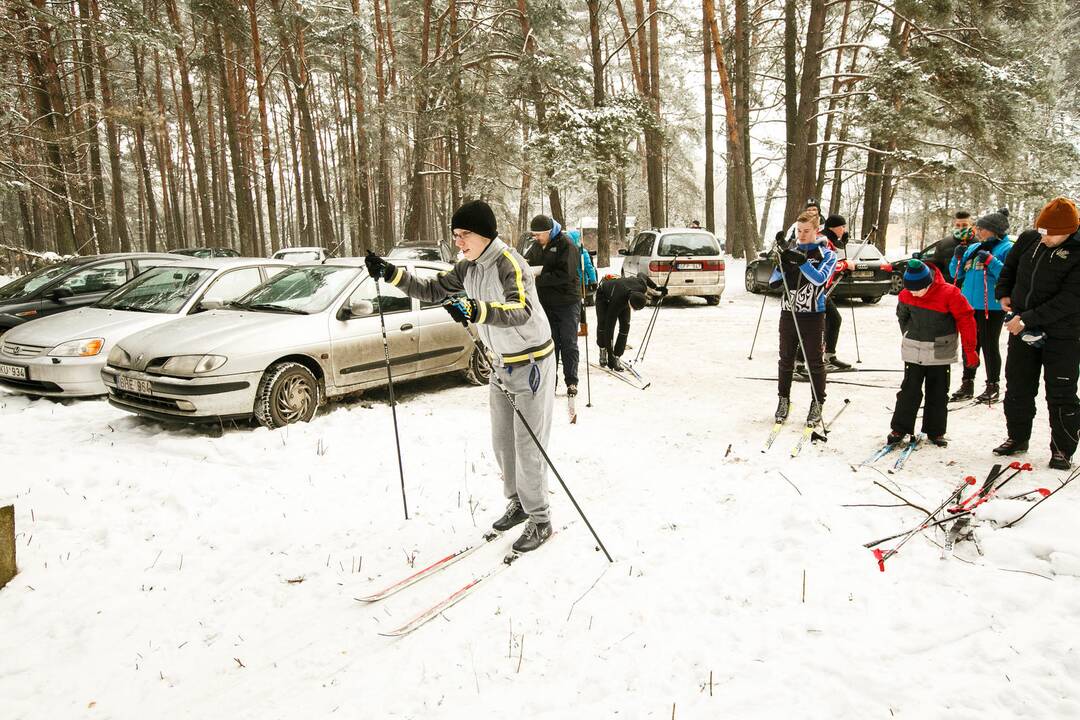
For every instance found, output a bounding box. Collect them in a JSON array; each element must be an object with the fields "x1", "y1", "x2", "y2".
[
  {"x1": 1049, "y1": 450, "x2": 1073, "y2": 471},
  {"x1": 993, "y1": 438, "x2": 1029, "y2": 456},
  {"x1": 824, "y1": 353, "x2": 852, "y2": 371},
  {"x1": 886, "y1": 431, "x2": 906, "y2": 446},
  {"x1": 950, "y1": 379, "x2": 975, "y2": 402},
  {"x1": 492, "y1": 498, "x2": 528, "y2": 532},
  {"x1": 806, "y1": 400, "x2": 823, "y2": 426},
  {"x1": 975, "y1": 383, "x2": 1000, "y2": 404},
  {"x1": 512, "y1": 519, "x2": 553, "y2": 553},
  {"x1": 598, "y1": 348, "x2": 609, "y2": 367},
  {"x1": 775, "y1": 397, "x2": 791, "y2": 423},
  {"x1": 608, "y1": 355, "x2": 625, "y2": 372},
  {"x1": 928, "y1": 435, "x2": 948, "y2": 447}
]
